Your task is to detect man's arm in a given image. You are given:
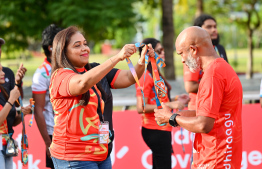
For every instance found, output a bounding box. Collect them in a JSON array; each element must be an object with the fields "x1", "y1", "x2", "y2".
[
  {"x1": 184, "y1": 81, "x2": 199, "y2": 94},
  {"x1": 154, "y1": 103, "x2": 215, "y2": 133},
  {"x1": 33, "y1": 93, "x2": 52, "y2": 157},
  {"x1": 260, "y1": 97, "x2": 262, "y2": 108}
]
